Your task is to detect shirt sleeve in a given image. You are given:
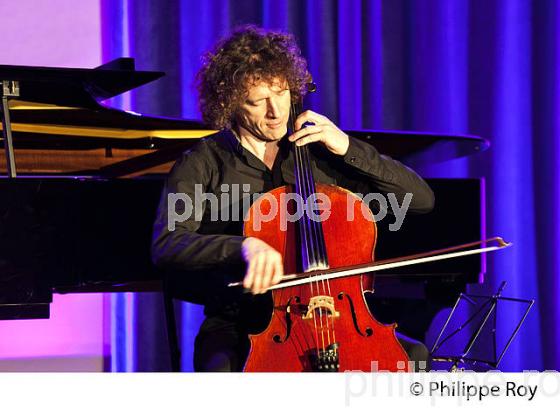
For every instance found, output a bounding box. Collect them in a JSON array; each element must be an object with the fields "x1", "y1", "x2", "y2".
[
  {"x1": 338, "y1": 136, "x2": 435, "y2": 214},
  {"x1": 151, "y1": 142, "x2": 246, "y2": 272}
]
